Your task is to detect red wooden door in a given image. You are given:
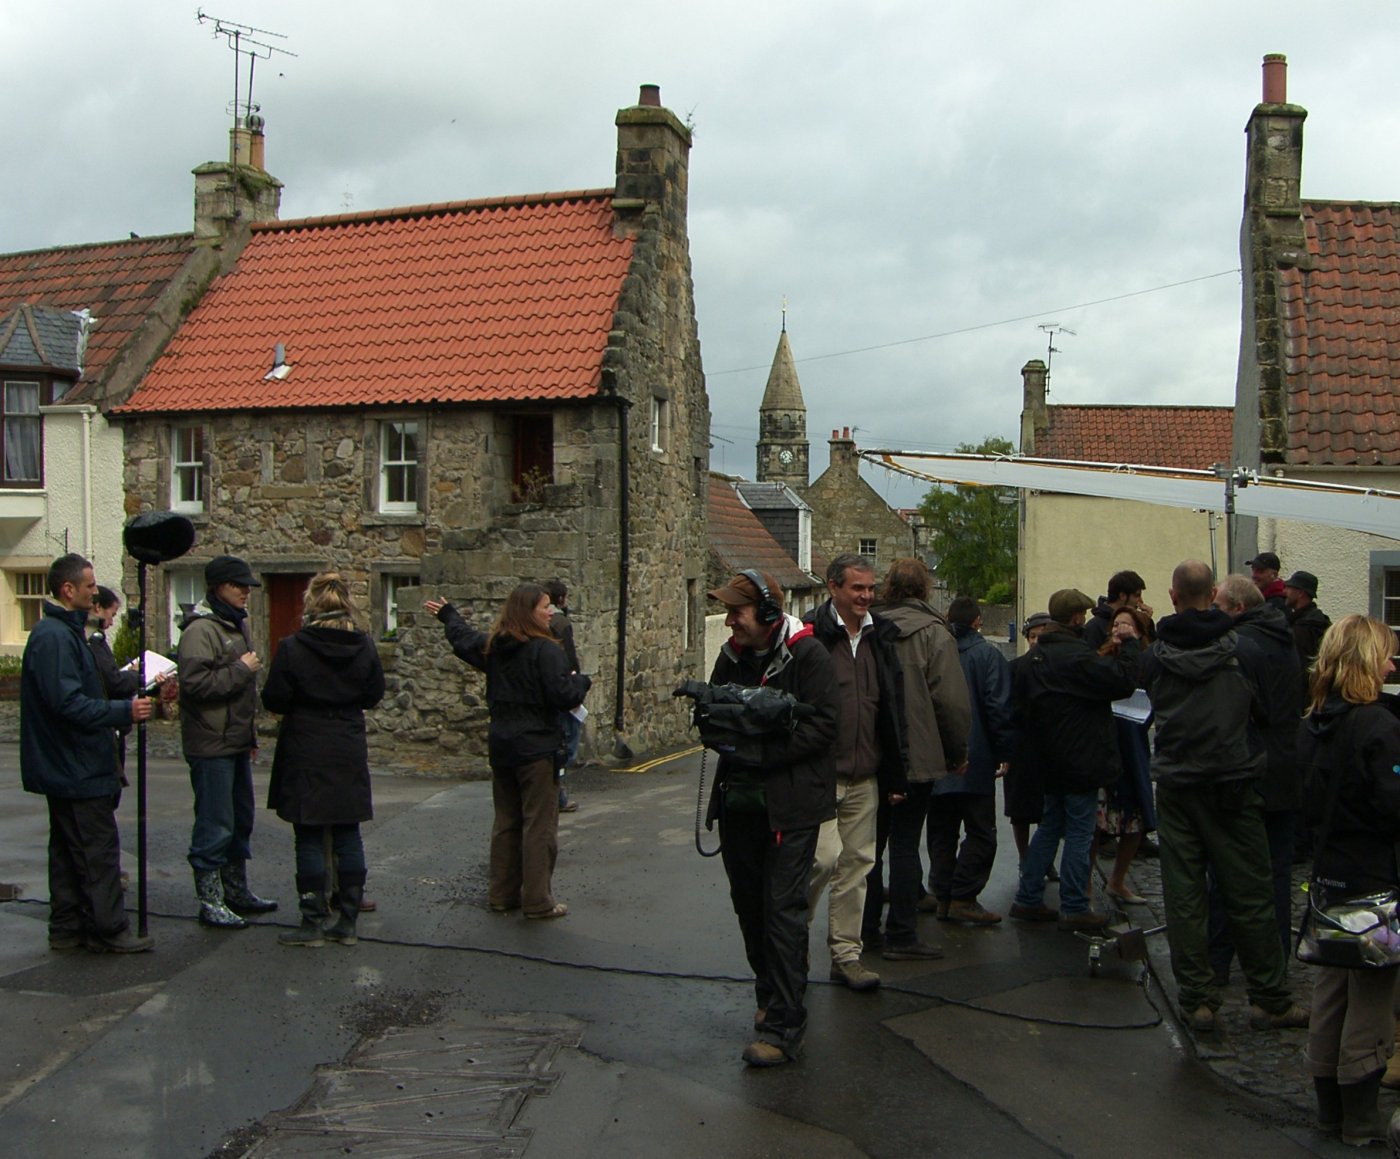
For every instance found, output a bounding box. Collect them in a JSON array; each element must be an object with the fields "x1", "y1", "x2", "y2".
[{"x1": 265, "y1": 573, "x2": 312, "y2": 662}]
